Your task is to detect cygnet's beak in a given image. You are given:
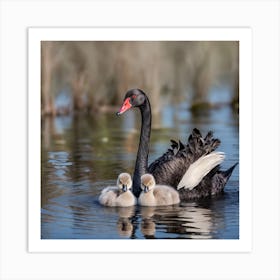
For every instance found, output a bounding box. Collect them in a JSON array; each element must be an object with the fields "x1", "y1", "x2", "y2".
[
  {"x1": 144, "y1": 186, "x2": 149, "y2": 193},
  {"x1": 122, "y1": 185, "x2": 128, "y2": 192},
  {"x1": 116, "y1": 97, "x2": 132, "y2": 115}
]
